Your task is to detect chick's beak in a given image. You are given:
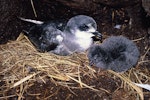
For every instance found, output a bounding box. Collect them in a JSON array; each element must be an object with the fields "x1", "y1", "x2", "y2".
[{"x1": 92, "y1": 31, "x2": 102, "y2": 41}]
